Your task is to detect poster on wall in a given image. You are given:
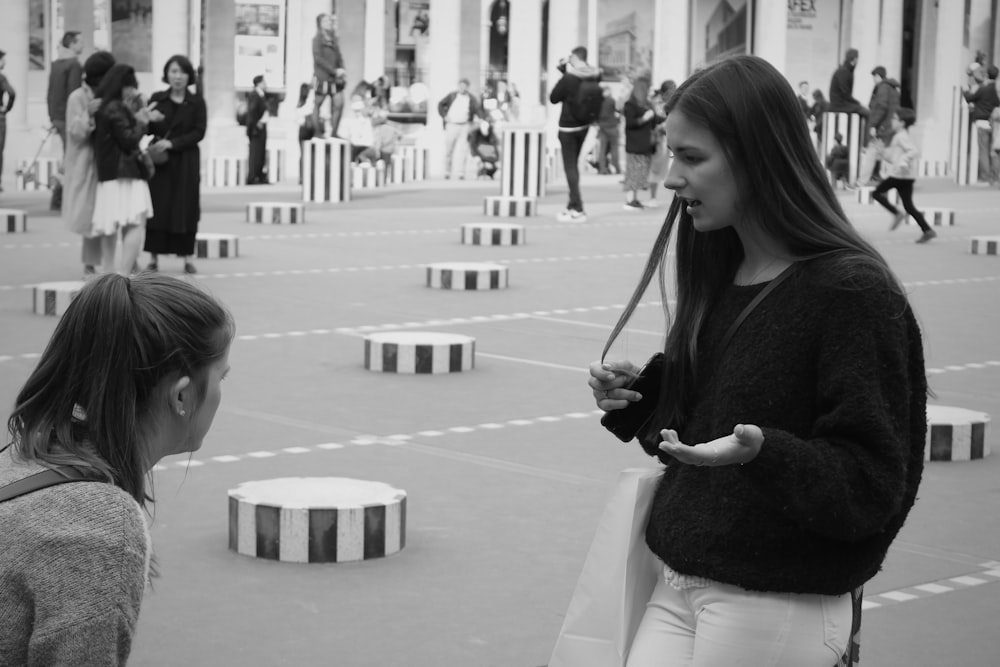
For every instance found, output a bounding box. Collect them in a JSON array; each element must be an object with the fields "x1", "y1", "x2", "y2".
[
  {"x1": 689, "y1": 0, "x2": 752, "y2": 71},
  {"x1": 785, "y1": 1, "x2": 840, "y2": 101},
  {"x1": 597, "y1": 0, "x2": 655, "y2": 82},
  {"x1": 111, "y1": 0, "x2": 153, "y2": 71},
  {"x1": 29, "y1": 0, "x2": 46, "y2": 69},
  {"x1": 93, "y1": 0, "x2": 111, "y2": 51},
  {"x1": 398, "y1": 1, "x2": 430, "y2": 46},
  {"x1": 235, "y1": 0, "x2": 286, "y2": 90}
]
